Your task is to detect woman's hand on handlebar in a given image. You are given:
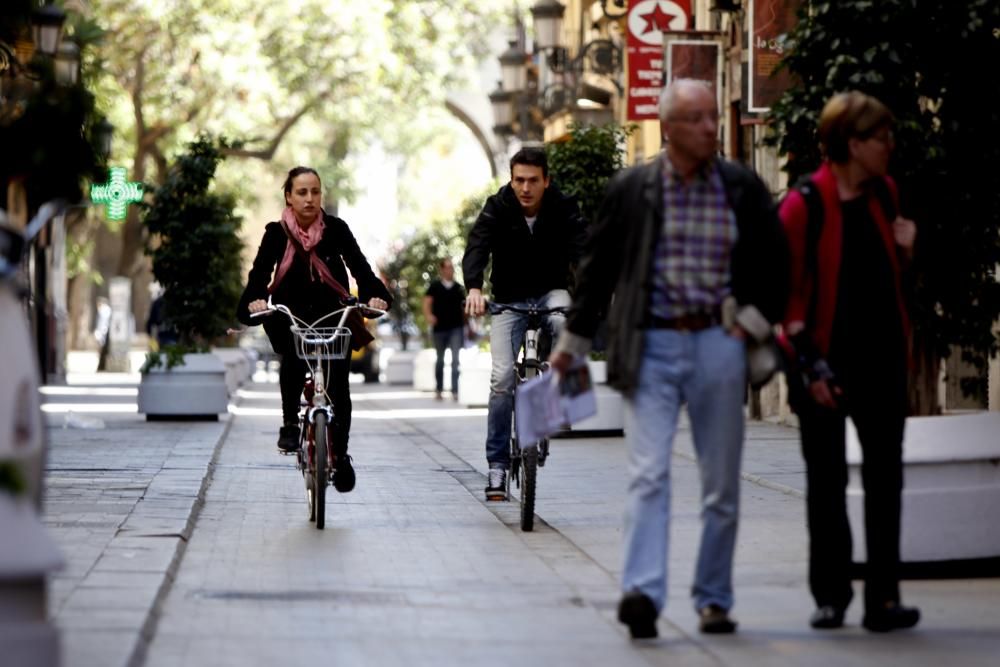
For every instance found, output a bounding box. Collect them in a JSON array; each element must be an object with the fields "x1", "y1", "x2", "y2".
[
  {"x1": 248, "y1": 299, "x2": 270, "y2": 315},
  {"x1": 367, "y1": 297, "x2": 388, "y2": 310},
  {"x1": 465, "y1": 288, "x2": 486, "y2": 317}
]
